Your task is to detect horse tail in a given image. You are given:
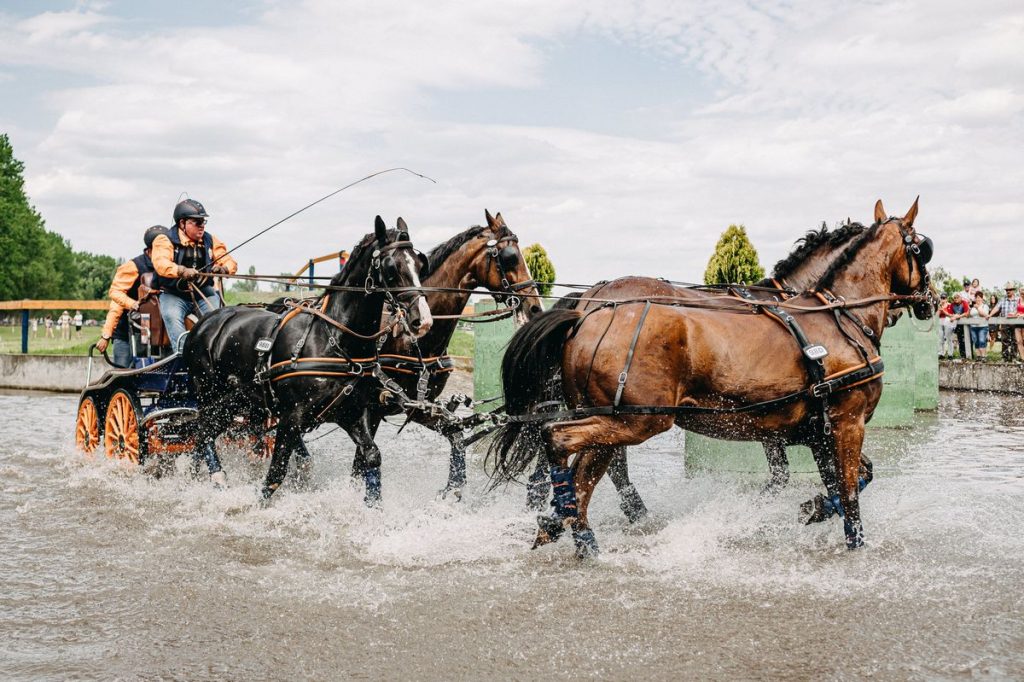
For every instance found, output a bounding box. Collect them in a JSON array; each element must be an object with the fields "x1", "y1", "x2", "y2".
[{"x1": 488, "y1": 308, "x2": 583, "y2": 484}]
